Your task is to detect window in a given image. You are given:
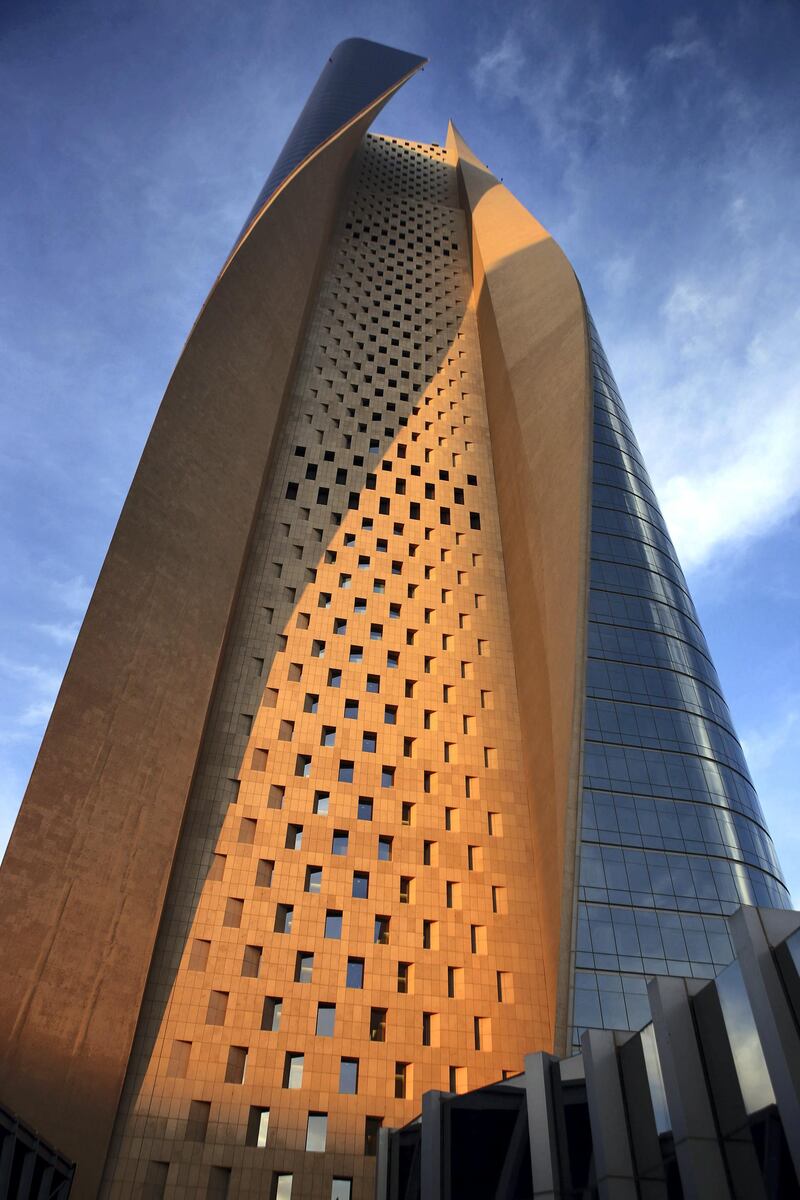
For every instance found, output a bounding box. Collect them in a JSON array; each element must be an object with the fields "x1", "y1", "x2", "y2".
[
  {"x1": 313, "y1": 791, "x2": 329, "y2": 815},
  {"x1": 377, "y1": 836, "x2": 393, "y2": 861},
  {"x1": 364, "y1": 1116, "x2": 382, "y2": 1157},
  {"x1": 394, "y1": 1062, "x2": 410, "y2": 1099},
  {"x1": 369, "y1": 1008, "x2": 387, "y2": 1042},
  {"x1": 283, "y1": 1053, "x2": 304, "y2": 1089},
  {"x1": 274, "y1": 904, "x2": 293, "y2": 934},
  {"x1": 306, "y1": 1113, "x2": 327, "y2": 1153},
  {"x1": 423, "y1": 920, "x2": 438, "y2": 950},
  {"x1": 186, "y1": 1099, "x2": 211, "y2": 1142},
  {"x1": 402, "y1": 802, "x2": 414, "y2": 826},
  {"x1": 333, "y1": 617, "x2": 347, "y2": 635},
  {"x1": 362, "y1": 731, "x2": 377, "y2": 753},
  {"x1": 448, "y1": 967, "x2": 463, "y2": 999},
  {"x1": 332, "y1": 829, "x2": 349, "y2": 855},
  {"x1": 321, "y1": 726, "x2": 336, "y2": 747},
  {"x1": 223, "y1": 897, "x2": 243, "y2": 928},
  {"x1": 366, "y1": 674, "x2": 381, "y2": 693},
  {"x1": 357, "y1": 796, "x2": 373, "y2": 821},
  {"x1": 474, "y1": 1016, "x2": 491, "y2": 1050},
  {"x1": 256, "y1": 859, "x2": 274, "y2": 887},
  {"x1": 386, "y1": 650, "x2": 399, "y2": 669},
  {"x1": 399, "y1": 876, "x2": 413, "y2": 904},
  {"x1": 346, "y1": 957, "x2": 364, "y2": 989},
  {"x1": 422, "y1": 1012, "x2": 437, "y2": 1046},
  {"x1": 374, "y1": 915, "x2": 390, "y2": 945},
  {"x1": 353, "y1": 871, "x2": 369, "y2": 899},
  {"x1": 295, "y1": 754, "x2": 312, "y2": 777},
  {"x1": 446, "y1": 881, "x2": 460, "y2": 909},
  {"x1": 349, "y1": 645, "x2": 363, "y2": 663},
  {"x1": 272, "y1": 1175, "x2": 293, "y2": 1200},
  {"x1": 316, "y1": 1003, "x2": 336, "y2": 1037},
  {"x1": 397, "y1": 962, "x2": 412, "y2": 994},
  {"x1": 268, "y1": 784, "x2": 284, "y2": 809},
  {"x1": 261, "y1": 997, "x2": 282, "y2": 1032},
  {"x1": 344, "y1": 698, "x2": 359, "y2": 718},
  {"x1": 206, "y1": 990, "x2": 229, "y2": 1026},
  {"x1": 241, "y1": 944, "x2": 262, "y2": 978},
  {"x1": 331, "y1": 1181, "x2": 352, "y2": 1200},
  {"x1": 247, "y1": 1106, "x2": 270, "y2": 1148},
  {"x1": 339, "y1": 1058, "x2": 359, "y2": 1094},
  {"x1": 384, "y1": 704, "x2": 397, "y2": 724},
  {"x1": 488, "y1": 811, "x2": 502, "y2": 835},
  {"x1": 328, "y1": 668, "x2": 342, "y2": 688},
  {"x1": 295, "y1": 953, "x2": 313, "y2": 983},
  {"x1": 370, "y1": 623, "x2": 383, "y2": 641},
  {"x1": 225, "y1": 1045, "x2": 247, "y2": 1084},
  {"x1": 449, "y1": 1066, "x2": 466, "y2": 1094},
  {"x1": 338, "y1": 761, "x2": 354, "y2": 783},
  {"x1": 471, "y1": 925, "x2": 487, "y2": 954},
  {"x1": 325, "y1": 910, "x2": 343, "y2": 939},
  {"x1": 285, "y1": 824, "x2": 303, "y2": 850}
]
